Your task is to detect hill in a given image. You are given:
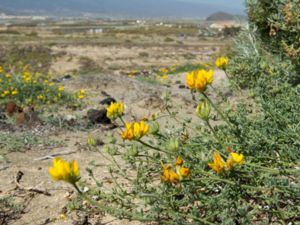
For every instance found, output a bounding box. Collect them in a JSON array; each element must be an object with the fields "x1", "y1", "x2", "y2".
[{"x1": 206, "y1": 12, "x2": 236, "y2": 21}]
